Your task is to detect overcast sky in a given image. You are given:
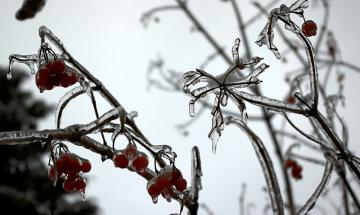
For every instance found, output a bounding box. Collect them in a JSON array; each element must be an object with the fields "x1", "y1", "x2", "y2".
[{"x1": 1, "y1": 0, "x2": 360, "y2": 214}]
